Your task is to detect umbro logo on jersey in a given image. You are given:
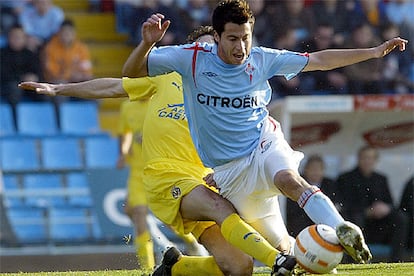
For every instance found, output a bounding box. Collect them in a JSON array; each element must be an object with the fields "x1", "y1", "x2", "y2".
[{"x1": 202, "y1": 71, "x2": 218, "y2": 77}]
